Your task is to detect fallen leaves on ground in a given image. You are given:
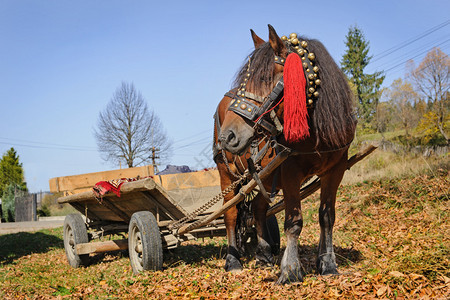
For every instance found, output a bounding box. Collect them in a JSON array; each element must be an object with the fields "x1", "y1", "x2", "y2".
[{"x1": 0, "y1": 171, "x2": 448, "y2": 299}]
